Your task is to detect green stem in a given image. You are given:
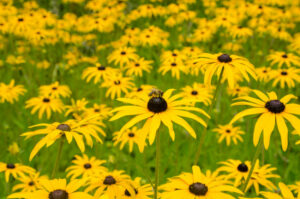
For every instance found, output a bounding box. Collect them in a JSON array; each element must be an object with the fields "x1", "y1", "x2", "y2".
[
  {"x1": 193, "y1": 67, "x2": 224, "y2": 165},
  {"x1": 154, "y1": 130, "x2": 161, "y2": 199},
  {"x1": 51, "y1": 138, "x2": 65, "y2": 179},
  {"x1": 242, "y1": 138, "x2": 263, "y2": 193}
]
